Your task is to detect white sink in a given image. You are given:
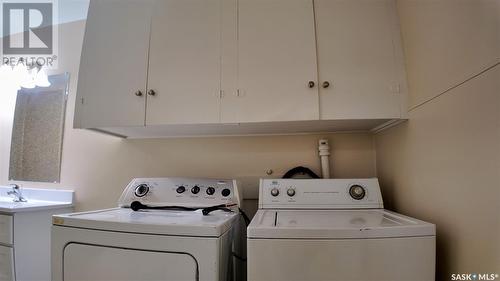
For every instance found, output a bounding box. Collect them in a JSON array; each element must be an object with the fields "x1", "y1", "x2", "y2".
[{"x1": 0, "y1": 186, "x2": 74, "y2": 213}]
